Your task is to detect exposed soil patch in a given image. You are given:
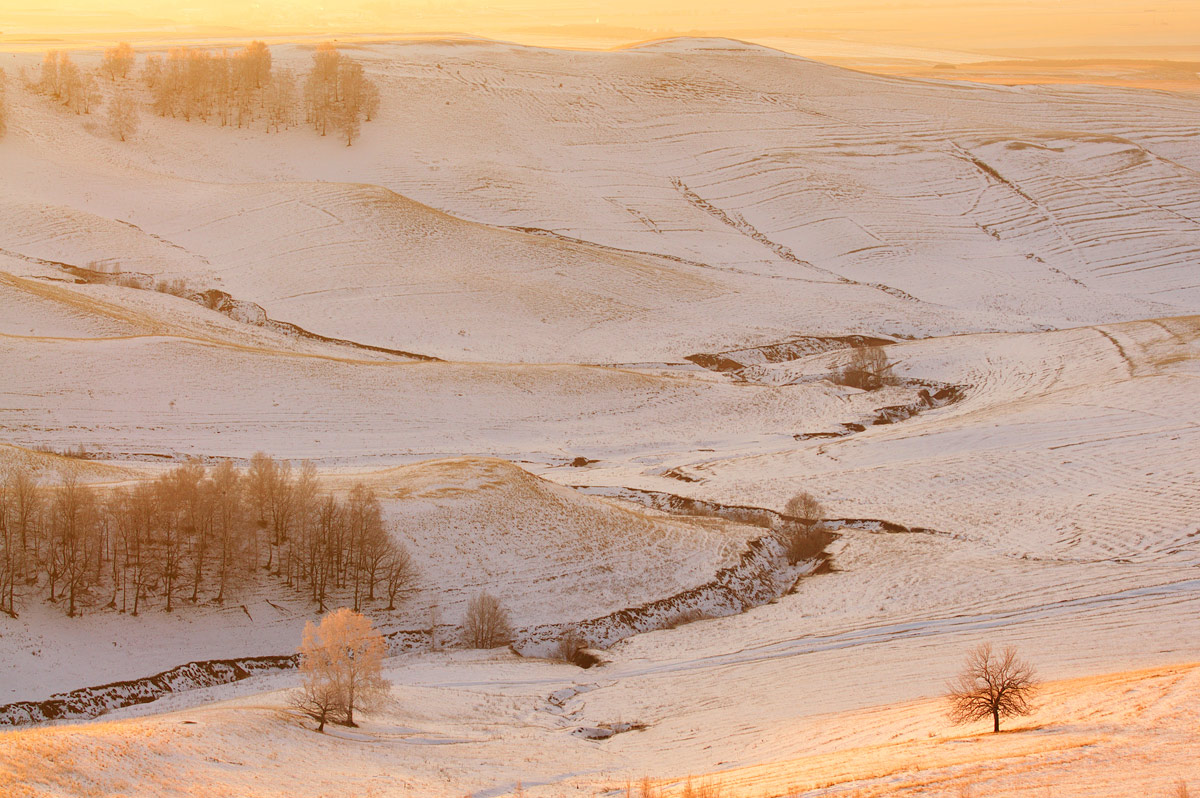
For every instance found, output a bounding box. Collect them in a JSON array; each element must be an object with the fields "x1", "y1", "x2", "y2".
[{"x1": 686, "y1": 334, "x2": 895, "y2": 373}]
